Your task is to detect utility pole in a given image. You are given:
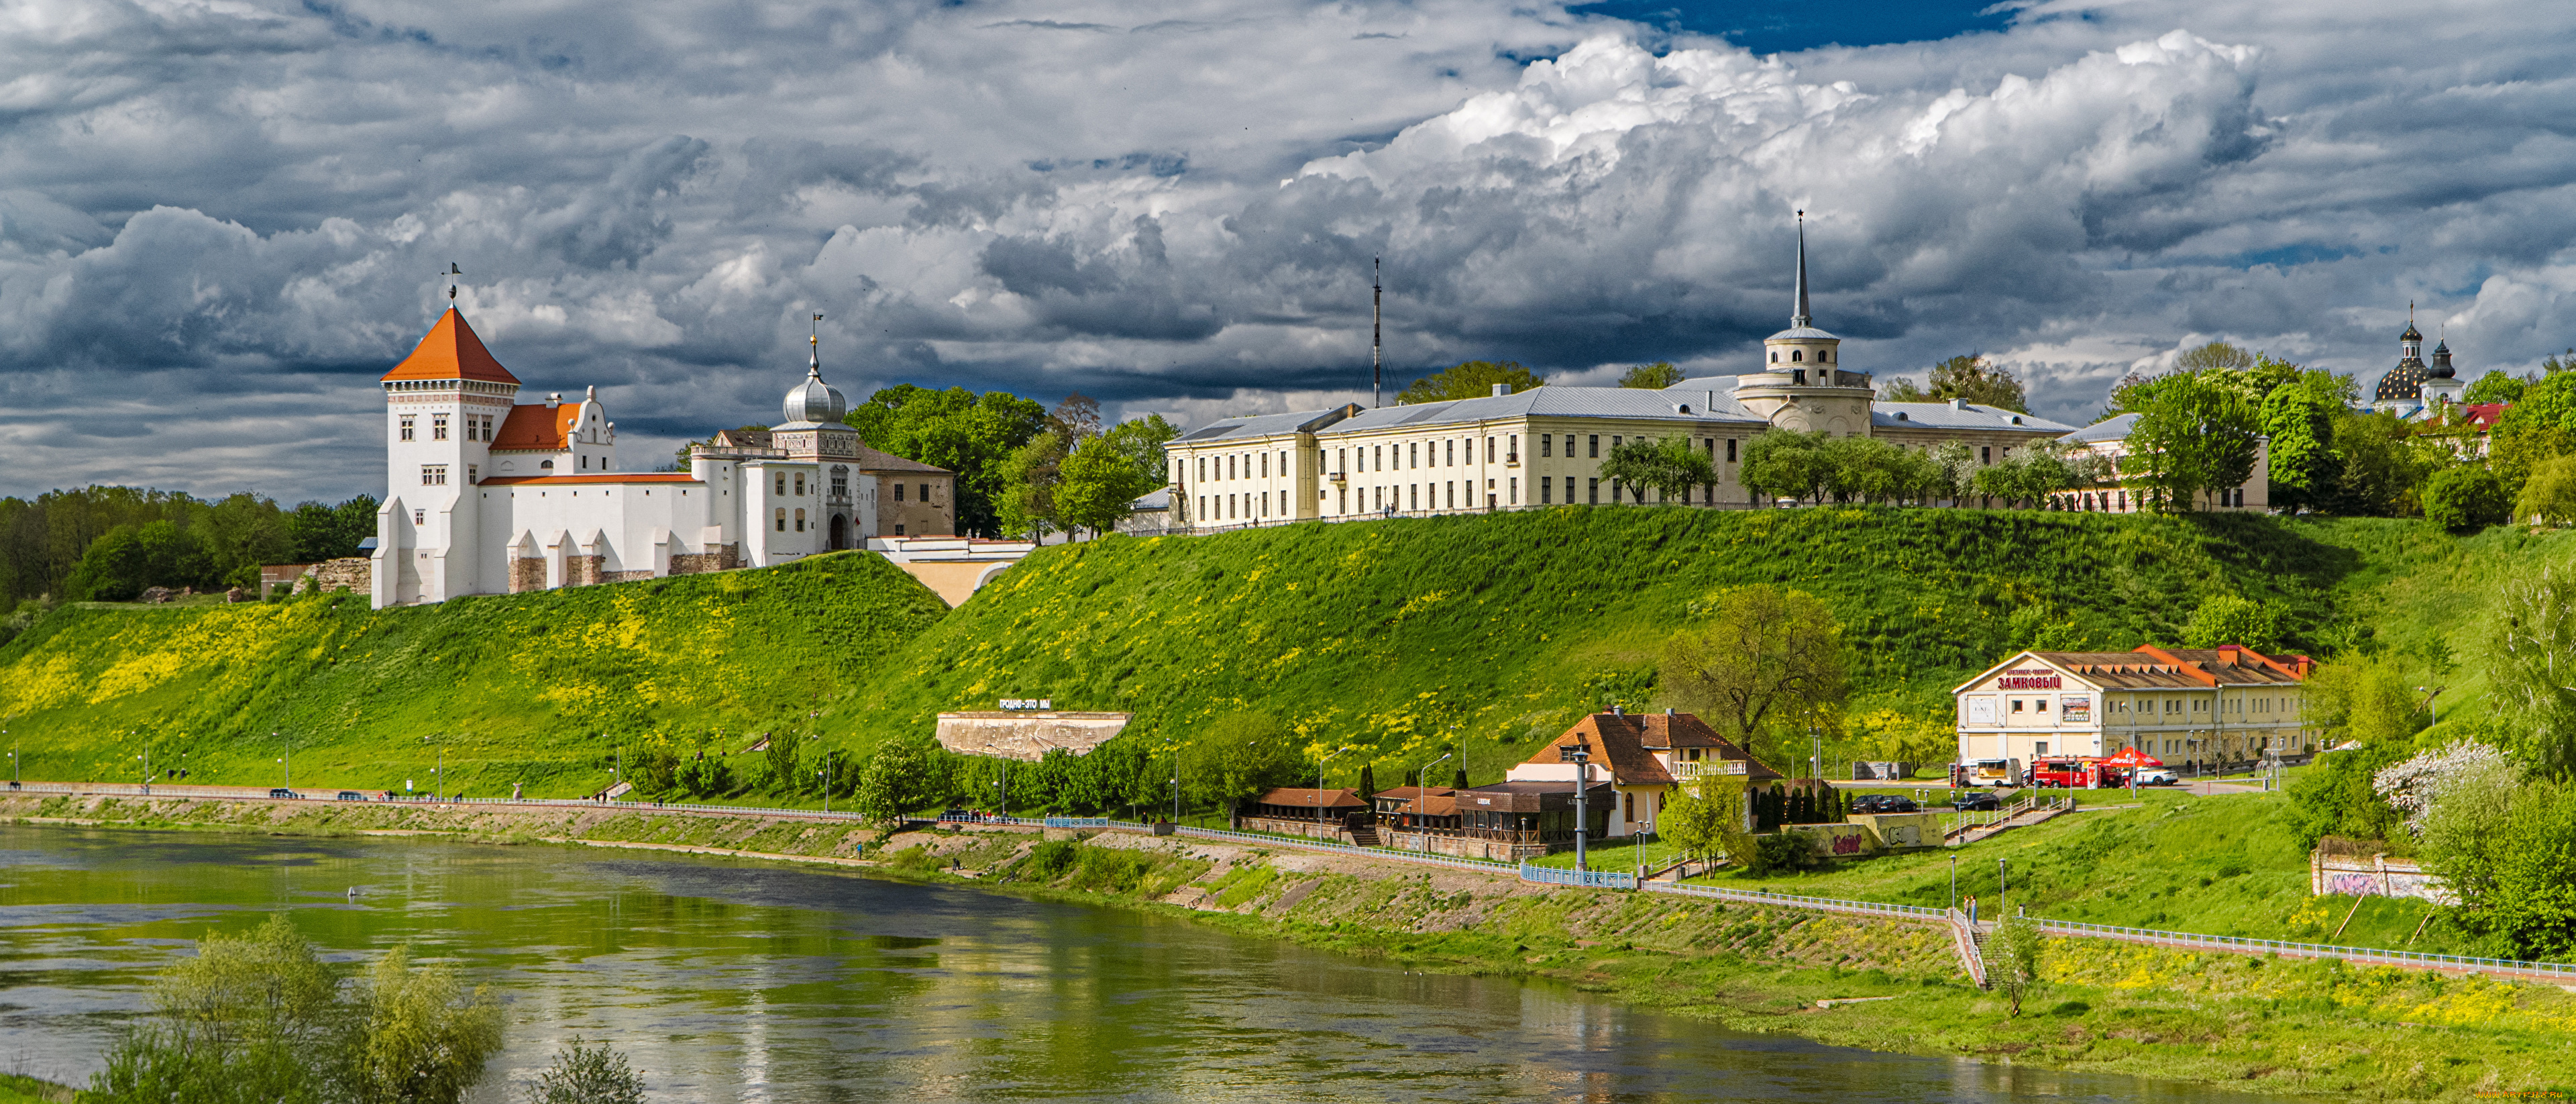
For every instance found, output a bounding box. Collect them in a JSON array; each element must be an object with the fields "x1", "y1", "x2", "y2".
[{"x1": 1999, "y1": 857, "x2": 2008, "y2": 917}]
